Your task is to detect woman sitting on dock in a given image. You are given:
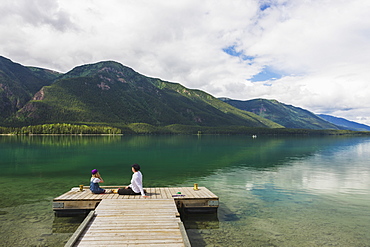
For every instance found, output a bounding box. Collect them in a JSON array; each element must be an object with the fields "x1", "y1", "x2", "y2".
[
  {"x1": 118, "y1": 164, "x2": 148, "y2": 197},
  {"x1": 90, "y1": 169, "x2": 106, "y2": 194}
]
